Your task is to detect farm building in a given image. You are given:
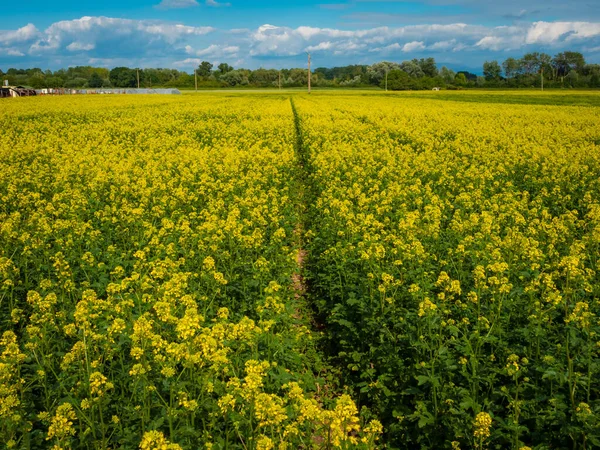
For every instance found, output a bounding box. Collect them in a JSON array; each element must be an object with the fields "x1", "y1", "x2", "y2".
[
  {"x1": 1, "y1": 82, "x2": 37, "y2": 98},
  {"x1": 35, "y1": 88, "x2": 182, "y2": 95}
]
